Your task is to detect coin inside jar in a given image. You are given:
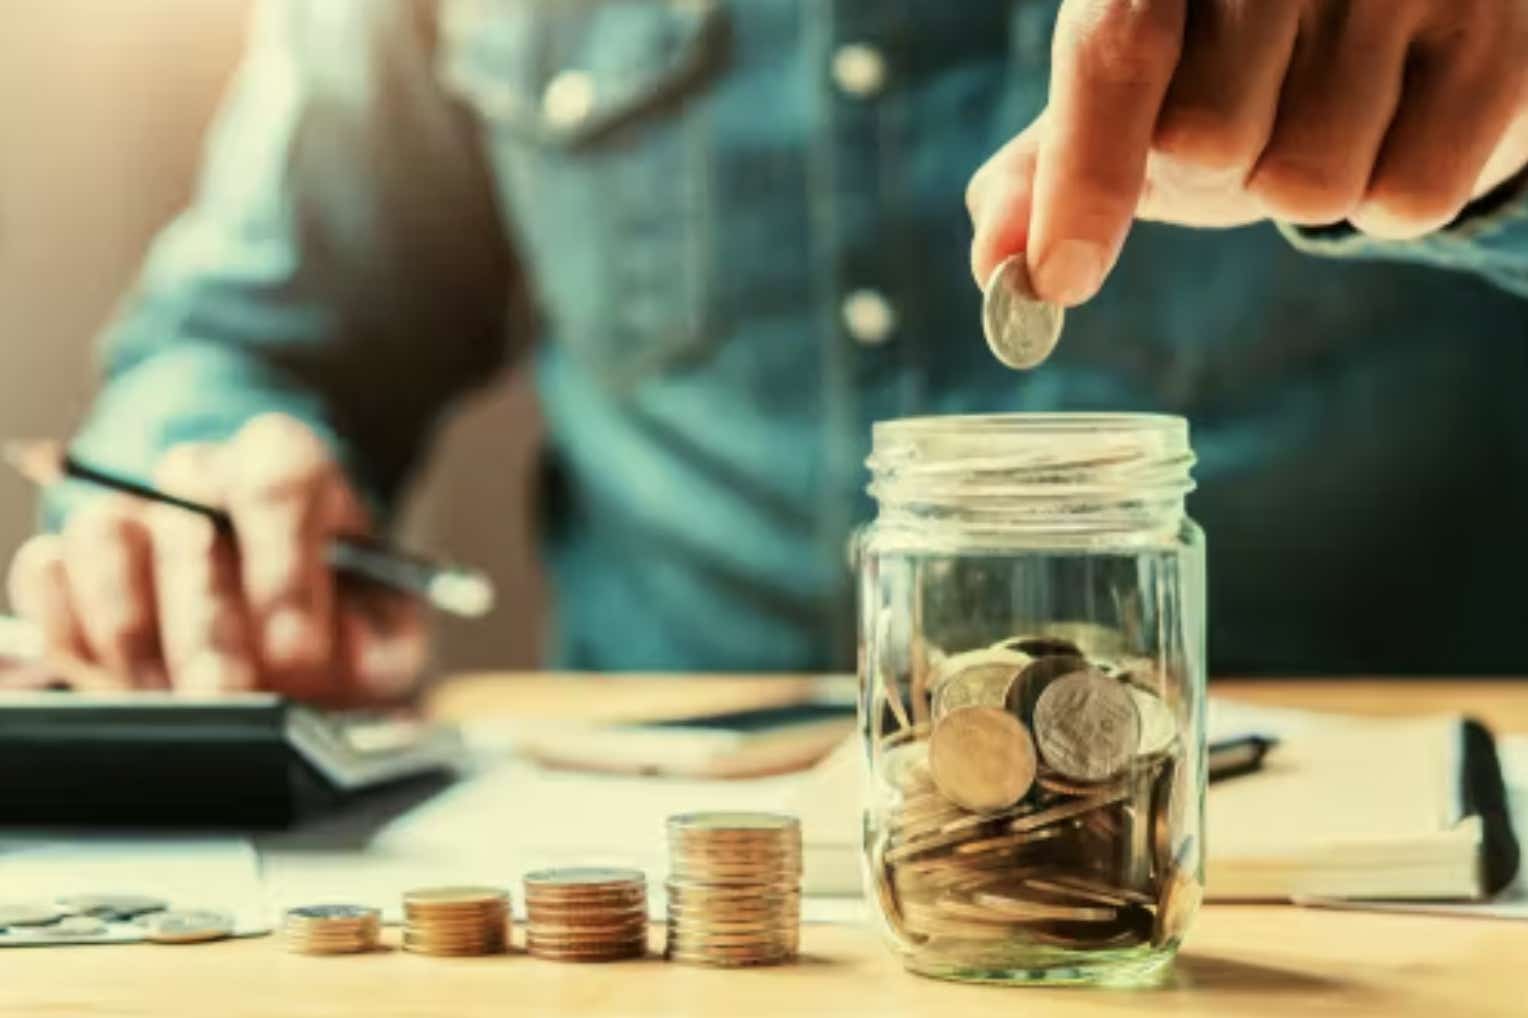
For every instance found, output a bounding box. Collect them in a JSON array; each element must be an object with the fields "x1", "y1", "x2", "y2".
[
  {"x1": 1006, "y1": 653, "x2": 1091, "y2": 726},
  {"x1": 1154, "y1": 862, "x2": 1202, "y2": 947},
  {"x1": 928, "y1": 706, "x2": 1036, "y2": 813},
  {"x1": 1032, "y1": 669, "x2": 1141, "y2": 782},
  {"x1": 997, "y1": 635, "x2": 1082, "y2": 659},
  {"x1": 931, "y1": 660, "x2": 1023, "y2": 720},
  {"x1": 1129, "y1": 685, "x2": 1178, "y2": 757},
  {"x1": 868, "y1": 623, "x2": 1198, "y2": 976}
]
